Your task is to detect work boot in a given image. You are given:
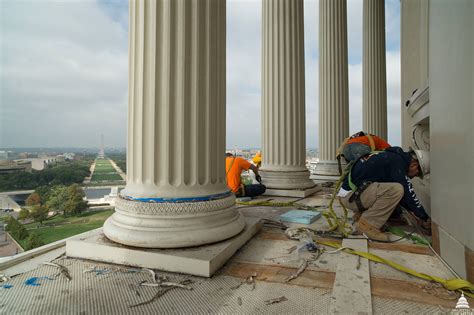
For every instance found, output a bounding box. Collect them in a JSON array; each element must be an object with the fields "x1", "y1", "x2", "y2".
[
  {"x1": 387, "y1": 214, "x2": 408, "y2": 226},
  {"x1": 356, "y1": 218, "x2": 389, "y2": 242}
]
